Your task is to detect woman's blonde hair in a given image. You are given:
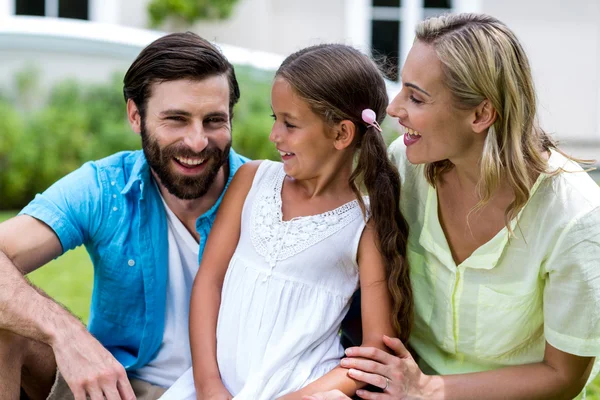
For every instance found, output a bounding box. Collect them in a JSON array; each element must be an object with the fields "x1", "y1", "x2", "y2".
[{"x1": 416, "y1": 13, "x2": 562, "y2": 232}]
